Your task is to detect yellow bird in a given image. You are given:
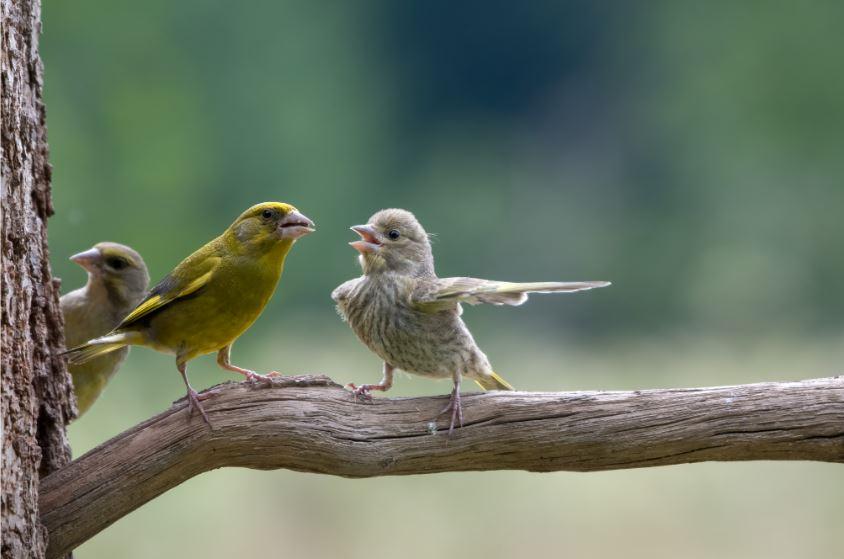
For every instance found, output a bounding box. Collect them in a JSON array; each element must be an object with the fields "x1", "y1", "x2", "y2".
[
  {"x1": 61, "y1": 242, "x2": 150, "y2": 417},
  {"x1": 65, "y1": 202, "x2": 315, "y2": 424}
]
